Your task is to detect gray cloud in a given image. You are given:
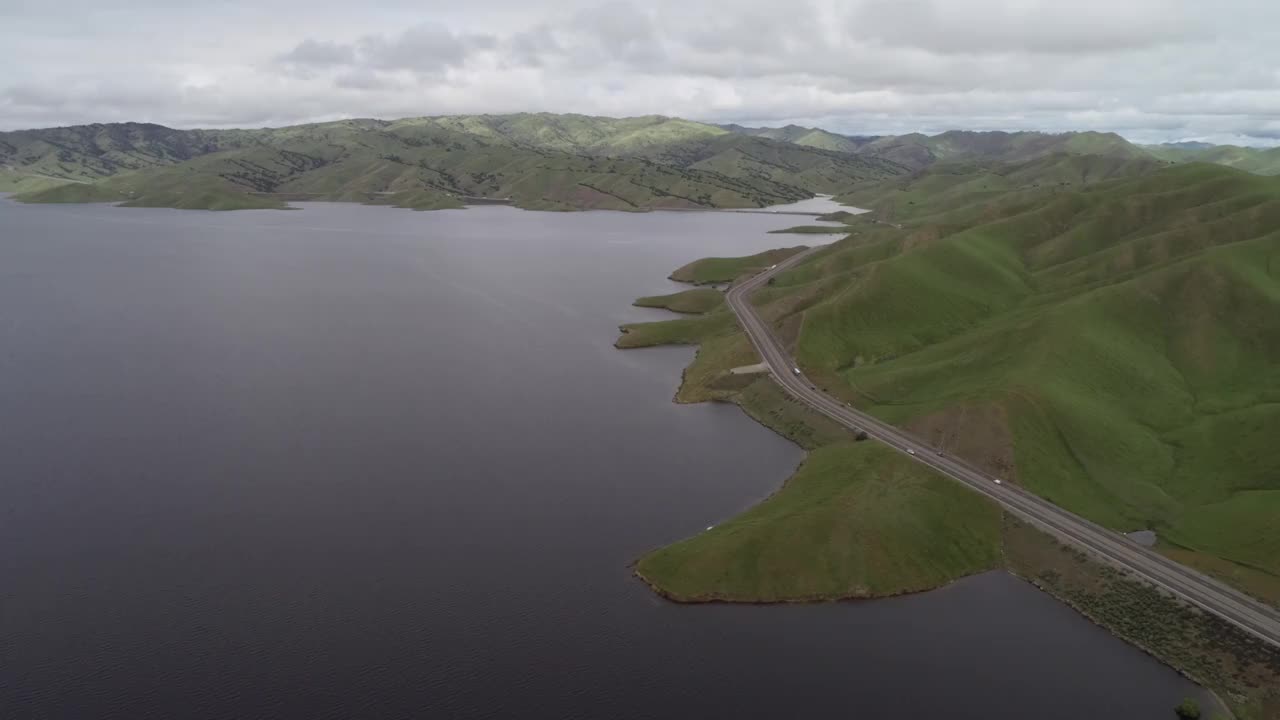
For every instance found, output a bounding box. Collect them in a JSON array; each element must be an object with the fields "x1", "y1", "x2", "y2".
[
  {"x1": 333, "y1": 69, "x2": 398, "y2": 90},
  {"x1": 280, "y1": 38, "x2": 356, "y2": 66},
  {"x1": 851, "y1": 0, "x2": 1201, "y2": 55},
  {"x1": 358, "y1": 23, "x2": 494, "y2": 72},
  {"x1": 1, "y1": 0, "x2": 1277, "y2": 146},
  {"x1": 278, "y1": 23, "x2": 497, "y2": 77}
]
